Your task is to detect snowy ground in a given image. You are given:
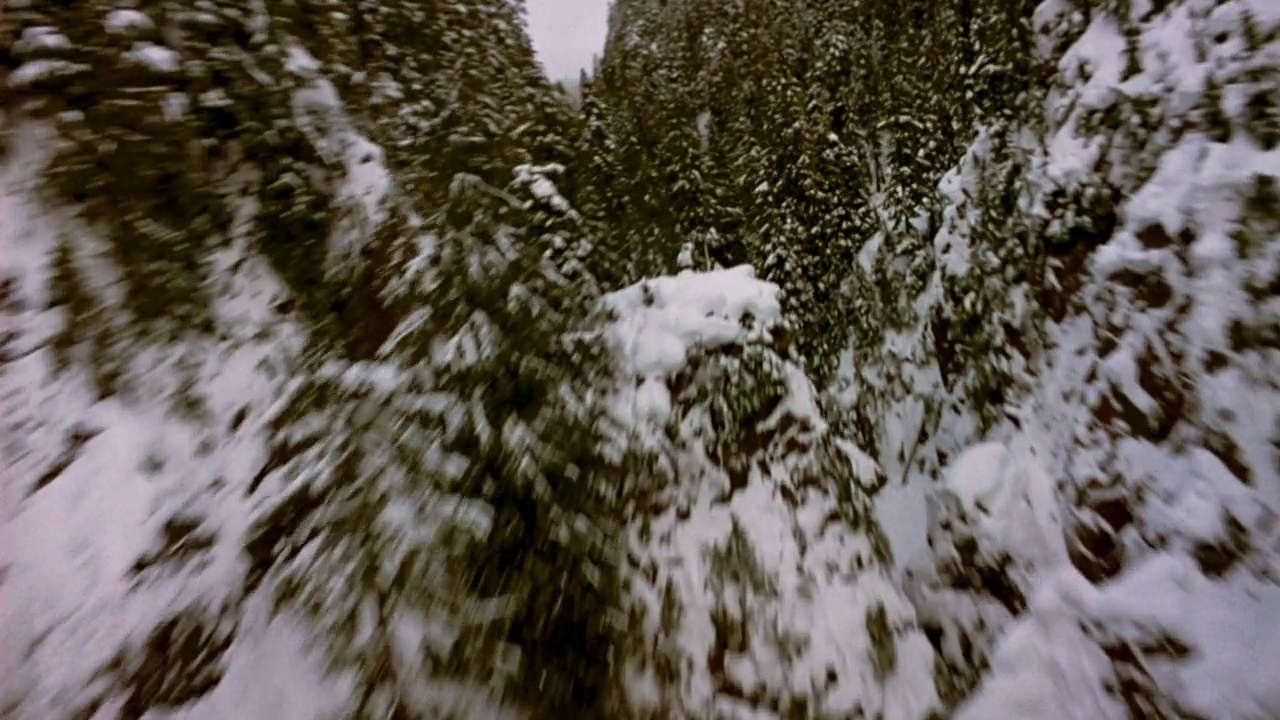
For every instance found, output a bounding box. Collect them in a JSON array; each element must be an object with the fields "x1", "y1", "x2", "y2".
[
  {"x1": 0, "y1": 122, "x2": 341, "y2": 720},
  {"x1": 1, "y1": 37, "x2": 397, "y2": 719},
  {"x1": 871, "y1": 0, "x2": 1280, "y2": 717}
]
